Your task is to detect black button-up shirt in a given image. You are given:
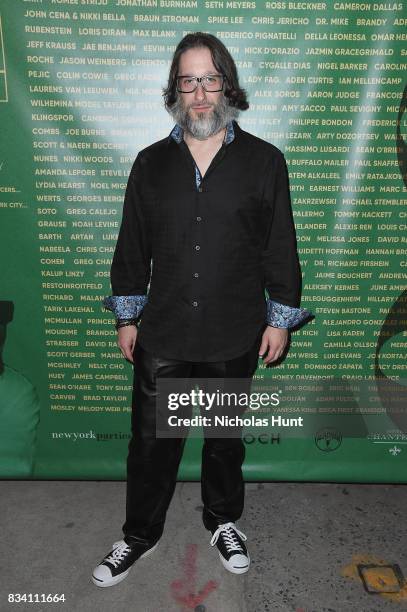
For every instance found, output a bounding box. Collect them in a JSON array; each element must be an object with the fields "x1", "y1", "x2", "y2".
[{"x1": 104, "y1": 120, "x2": 311, "y2": 362}]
